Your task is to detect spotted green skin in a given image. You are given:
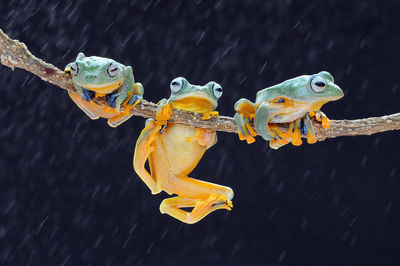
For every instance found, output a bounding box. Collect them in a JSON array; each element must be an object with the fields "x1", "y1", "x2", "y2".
[{"x1": 65, "y1": 52, "x2": 141, "y2": 111}]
